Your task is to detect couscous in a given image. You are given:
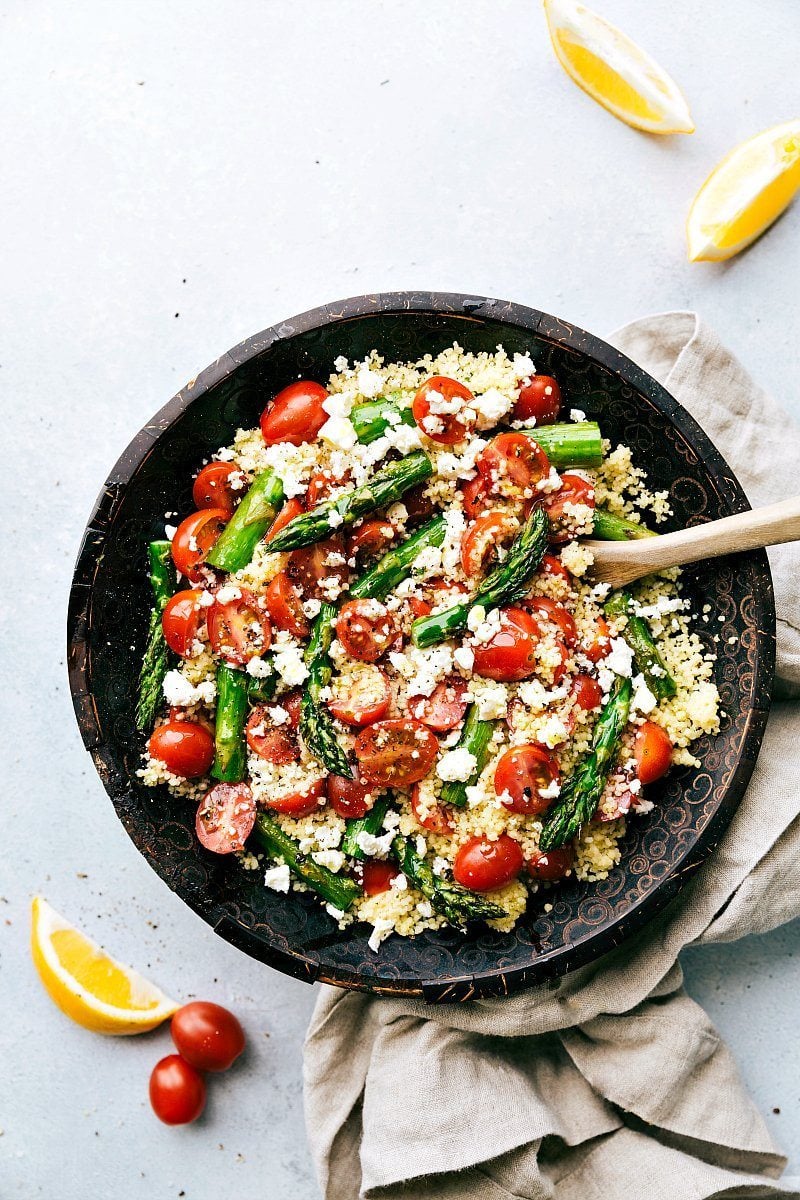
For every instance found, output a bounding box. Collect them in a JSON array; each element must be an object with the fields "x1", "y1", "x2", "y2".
[{"x1": 136, "y1": 345, "x2": 720, "y2": 950}]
